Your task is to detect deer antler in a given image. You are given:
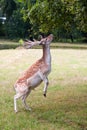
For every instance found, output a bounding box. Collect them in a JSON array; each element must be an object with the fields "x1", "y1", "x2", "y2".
[
  {"x1": 24, "y1": 39, "x2": 42, "y2": 49},
  {"x1": 23, "y1": 36, "x2": 46, "y2": 49}
]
